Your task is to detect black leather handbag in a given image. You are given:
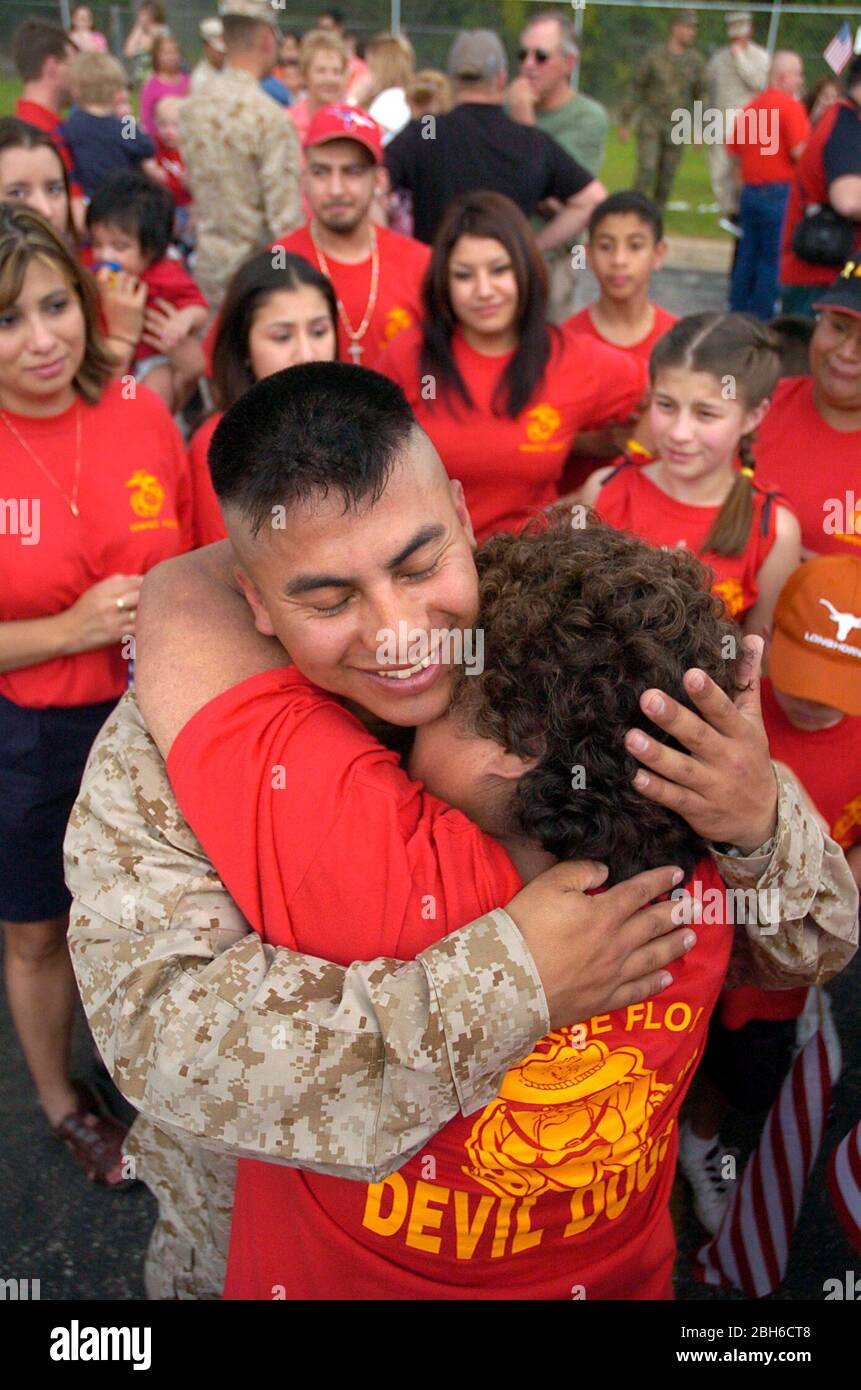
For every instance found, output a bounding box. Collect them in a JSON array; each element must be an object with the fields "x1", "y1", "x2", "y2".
[{"x1": 791, "y1": 202, "x2": 856, "y2": 266}]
